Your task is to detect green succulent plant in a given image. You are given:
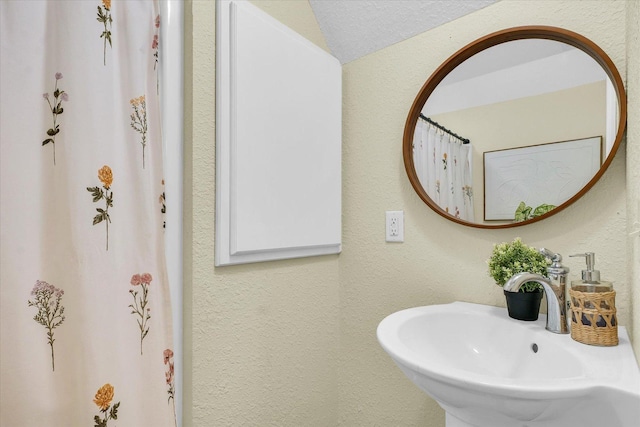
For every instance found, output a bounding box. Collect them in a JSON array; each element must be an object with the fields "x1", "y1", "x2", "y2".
[{"x1": 487, "y1": 237, "x2": 550, "y2": 292}]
